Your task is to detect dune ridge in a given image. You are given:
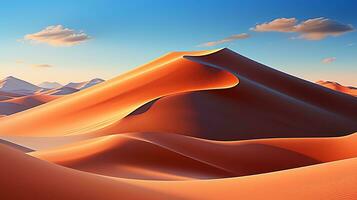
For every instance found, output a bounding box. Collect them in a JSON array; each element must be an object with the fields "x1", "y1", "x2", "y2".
[
  {"x1": 0, "y1": 49, "x2": 238, "y2": 136},
  {"x1": 1, "y1": 48, "x2": 357, "y2": 200},
  {"x1": 317, "y1": 80, "x2": 357, "y2": 97},
  {"x1": 2, "y1": 143, "x2": 357, "y2": 200},
  {"x1": 85, "y1": 49, "x2": 357, "y2": 140},
  {"x1": 0, "y1": 94, "x2": 59, "y2": 115},
  {"x1": 30, "y1": 132, "x2": 357, "y2": 180}
]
